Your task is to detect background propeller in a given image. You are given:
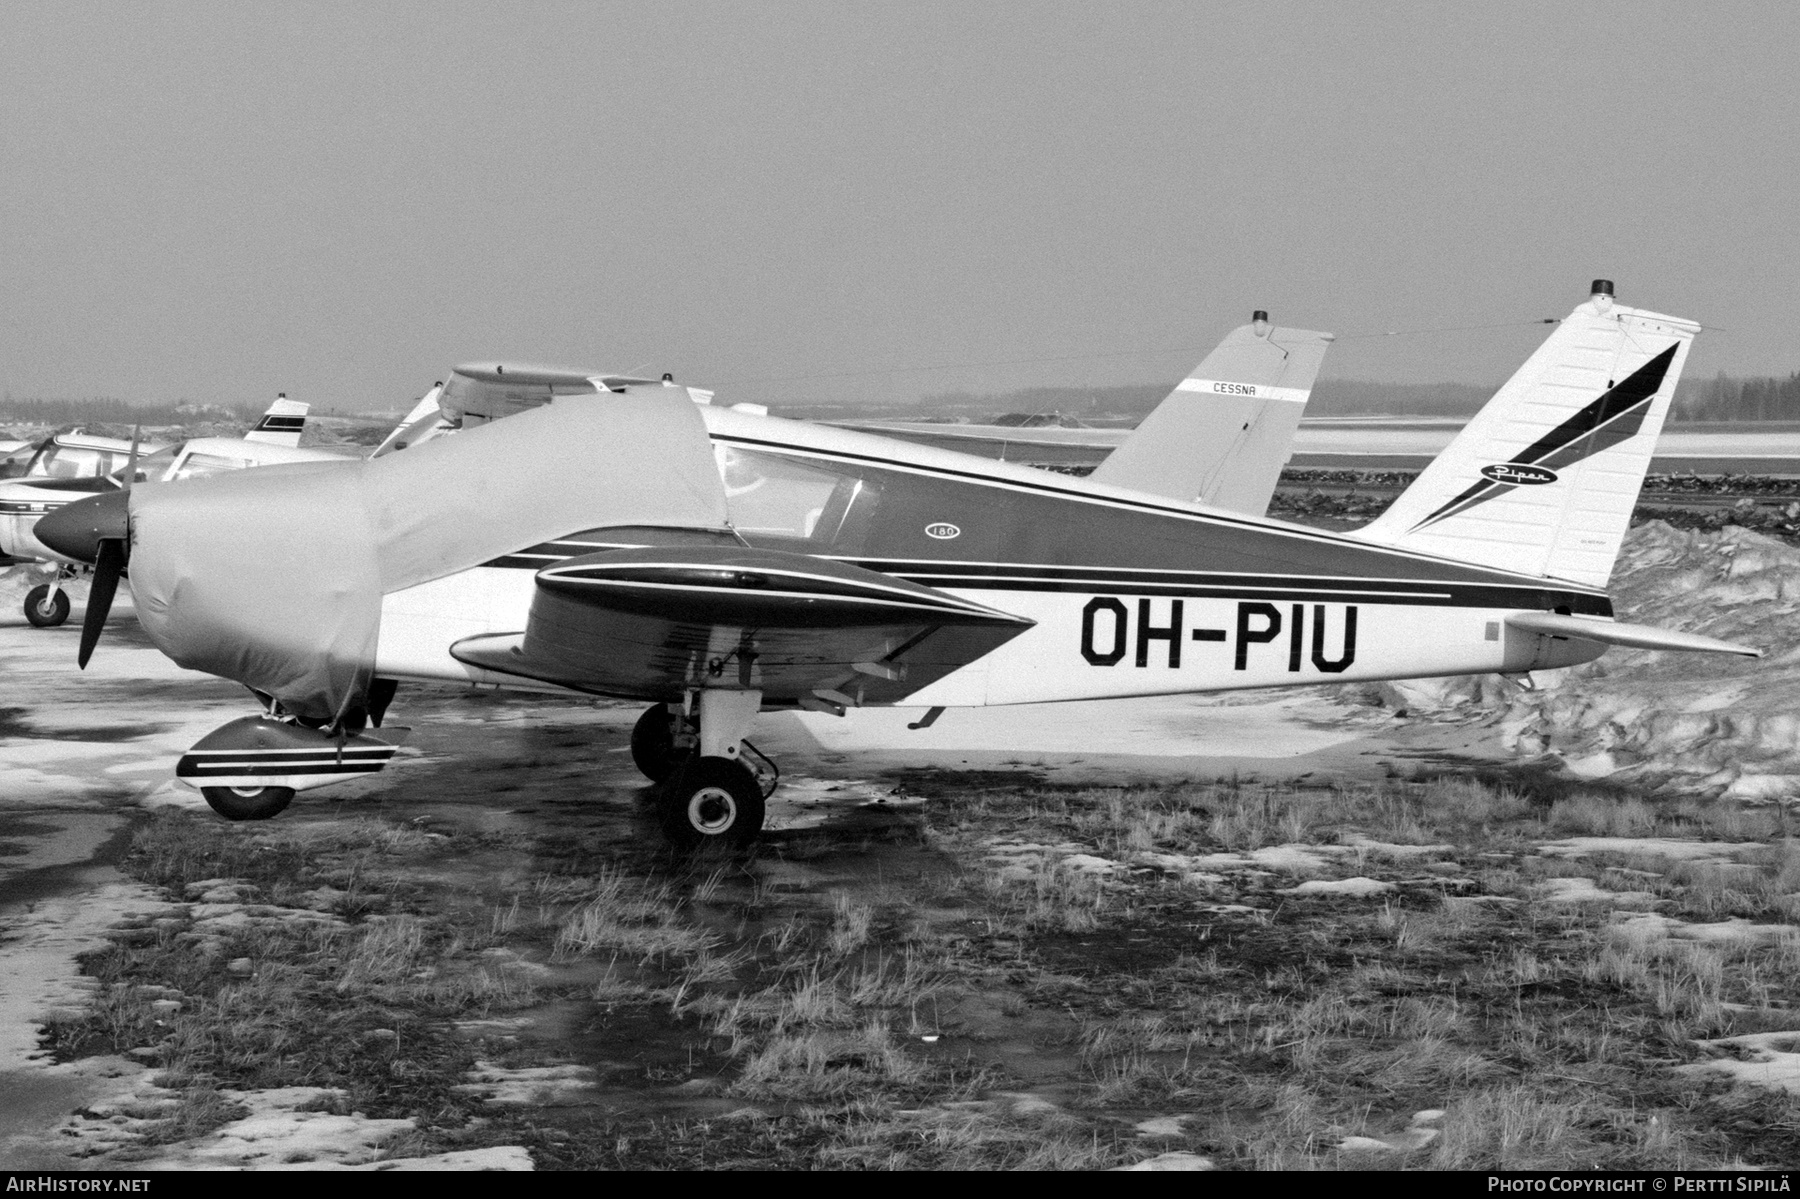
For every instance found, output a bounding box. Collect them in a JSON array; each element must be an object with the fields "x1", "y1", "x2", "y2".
[{"x1": 75, "y1": 425, "x2": 137, "y2": 668}]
